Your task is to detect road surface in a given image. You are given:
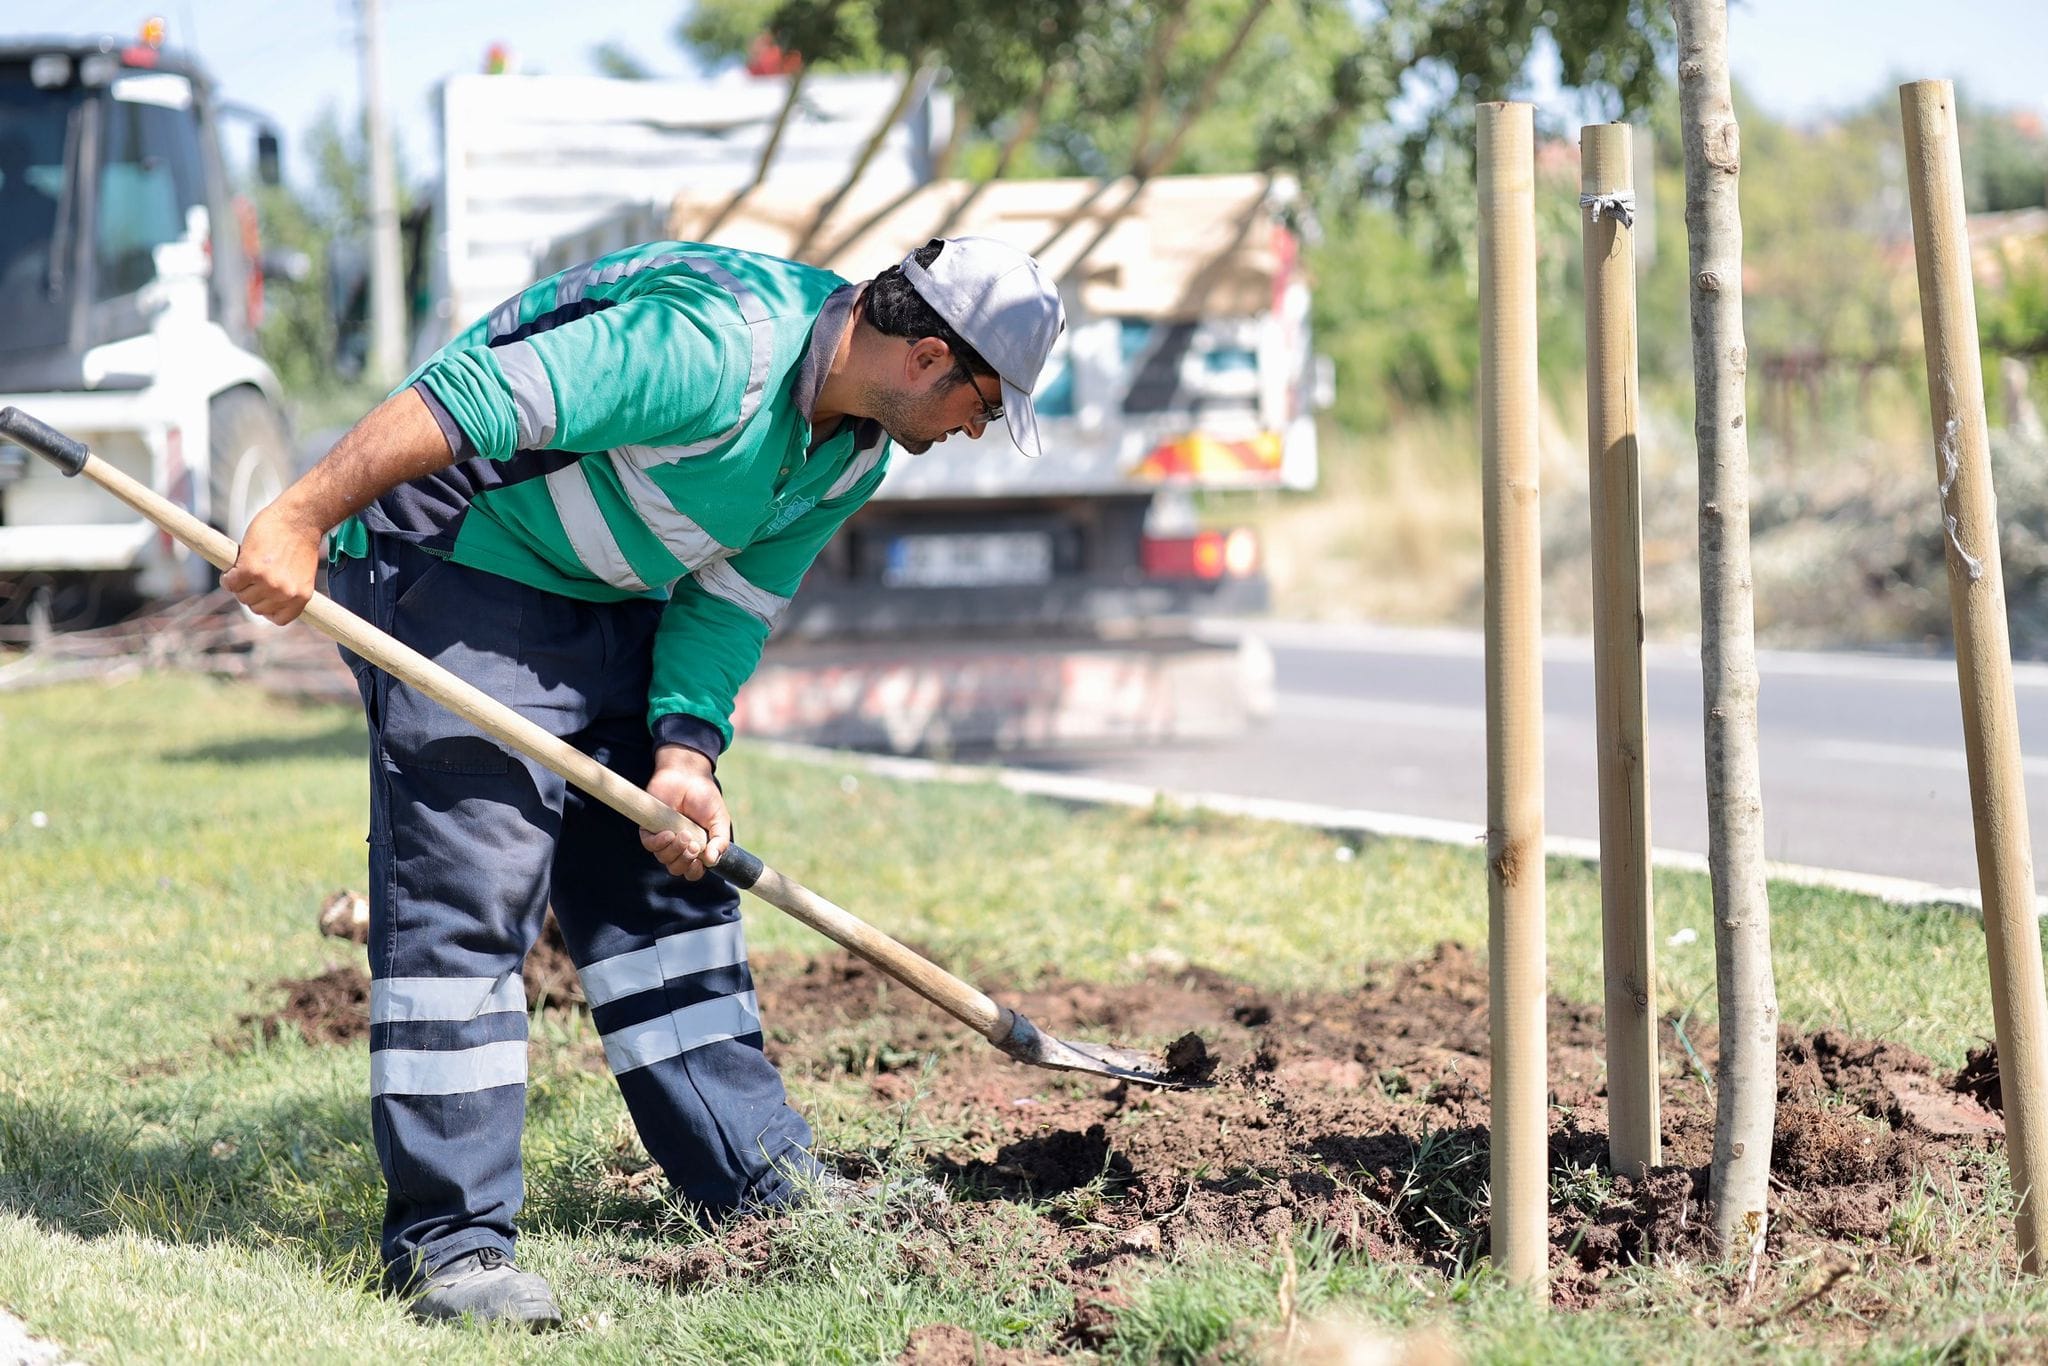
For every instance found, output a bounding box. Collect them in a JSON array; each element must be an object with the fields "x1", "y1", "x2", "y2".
[{"x1": 1008, "y1": 620, "x2": 2048, "y2": 895}]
